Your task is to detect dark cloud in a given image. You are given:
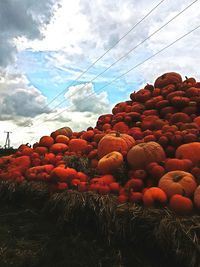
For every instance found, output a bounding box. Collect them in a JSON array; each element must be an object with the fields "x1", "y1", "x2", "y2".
[
  {"x1": 1, "y1": 88, "x2": 51, "y2": 117},
  {"x1": 0, "y1": 0, "x2": 60, "y2": 67},
  {"x1": 0, "y1": 73, "x2": 51, "y2": 118}
]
